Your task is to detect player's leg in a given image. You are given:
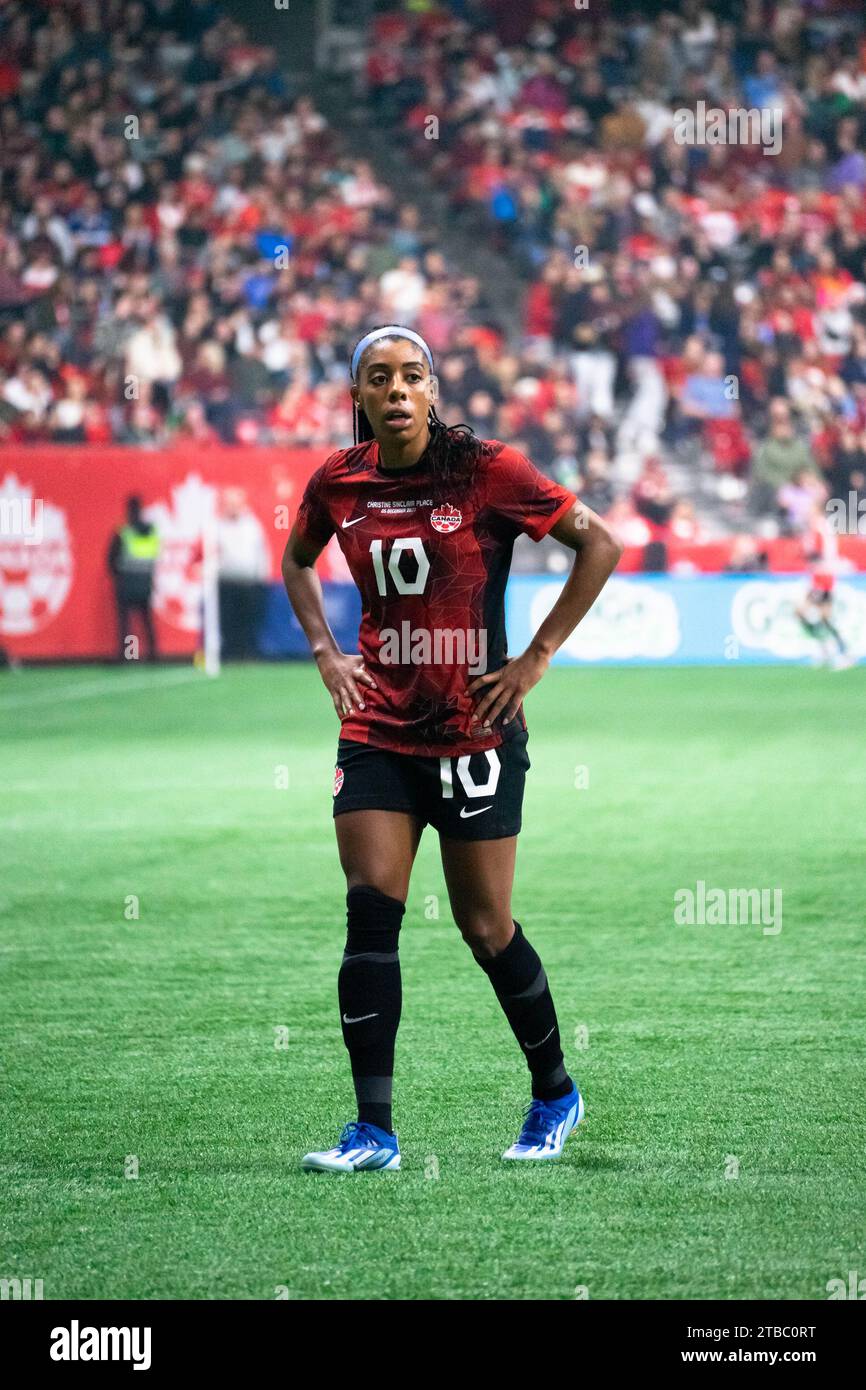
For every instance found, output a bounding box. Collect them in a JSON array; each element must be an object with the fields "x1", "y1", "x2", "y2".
[
  {"x1": 302, "y1": 736, "x2": 424, "y2": 1173},
  {"x1": 439, "y1": 833, "x2": 571, "y2": 1092},
  {"x1": 824, "y1": 620, "x2": 846, "y2": 653},
  {"x1": 818, "y1": 598, "x2": 849, "y2": 662},
  {"x1": 429, "y1": 733, "x2": 583, "y2": 1159},
  {"x1": 334, "y1": 809, "x2": 421, "y2": 1130},
  {"x1": 336, "y1": 807, "x2": 421, "y2": 901},
  {"x1": 439, "y1": 833, "x2": 583, "y2": 1159},
  {"x1": 797, "y1": 596, "x2": 829, "y2": 665}
]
